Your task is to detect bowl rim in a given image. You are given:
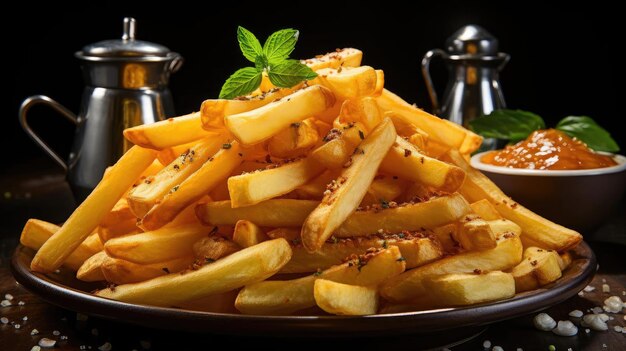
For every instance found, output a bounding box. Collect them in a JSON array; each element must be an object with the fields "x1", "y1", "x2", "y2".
[{"x1": 470, "y1": 152, "x2": 626, "y2": 177}]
